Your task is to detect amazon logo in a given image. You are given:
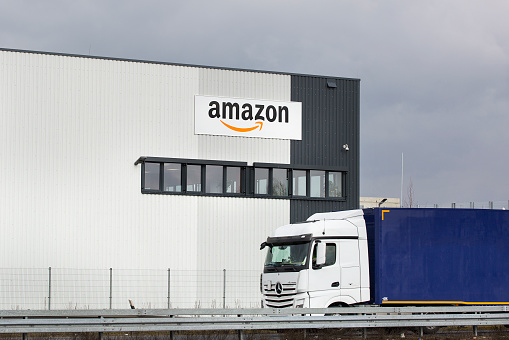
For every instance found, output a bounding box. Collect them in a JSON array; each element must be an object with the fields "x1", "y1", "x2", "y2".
[
  {"x1": 208, "y1": 100, "x2": 289, "y2": 133},
  {"x1": 194, "y1": 95, "x2": 302, "y2": 140}
]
